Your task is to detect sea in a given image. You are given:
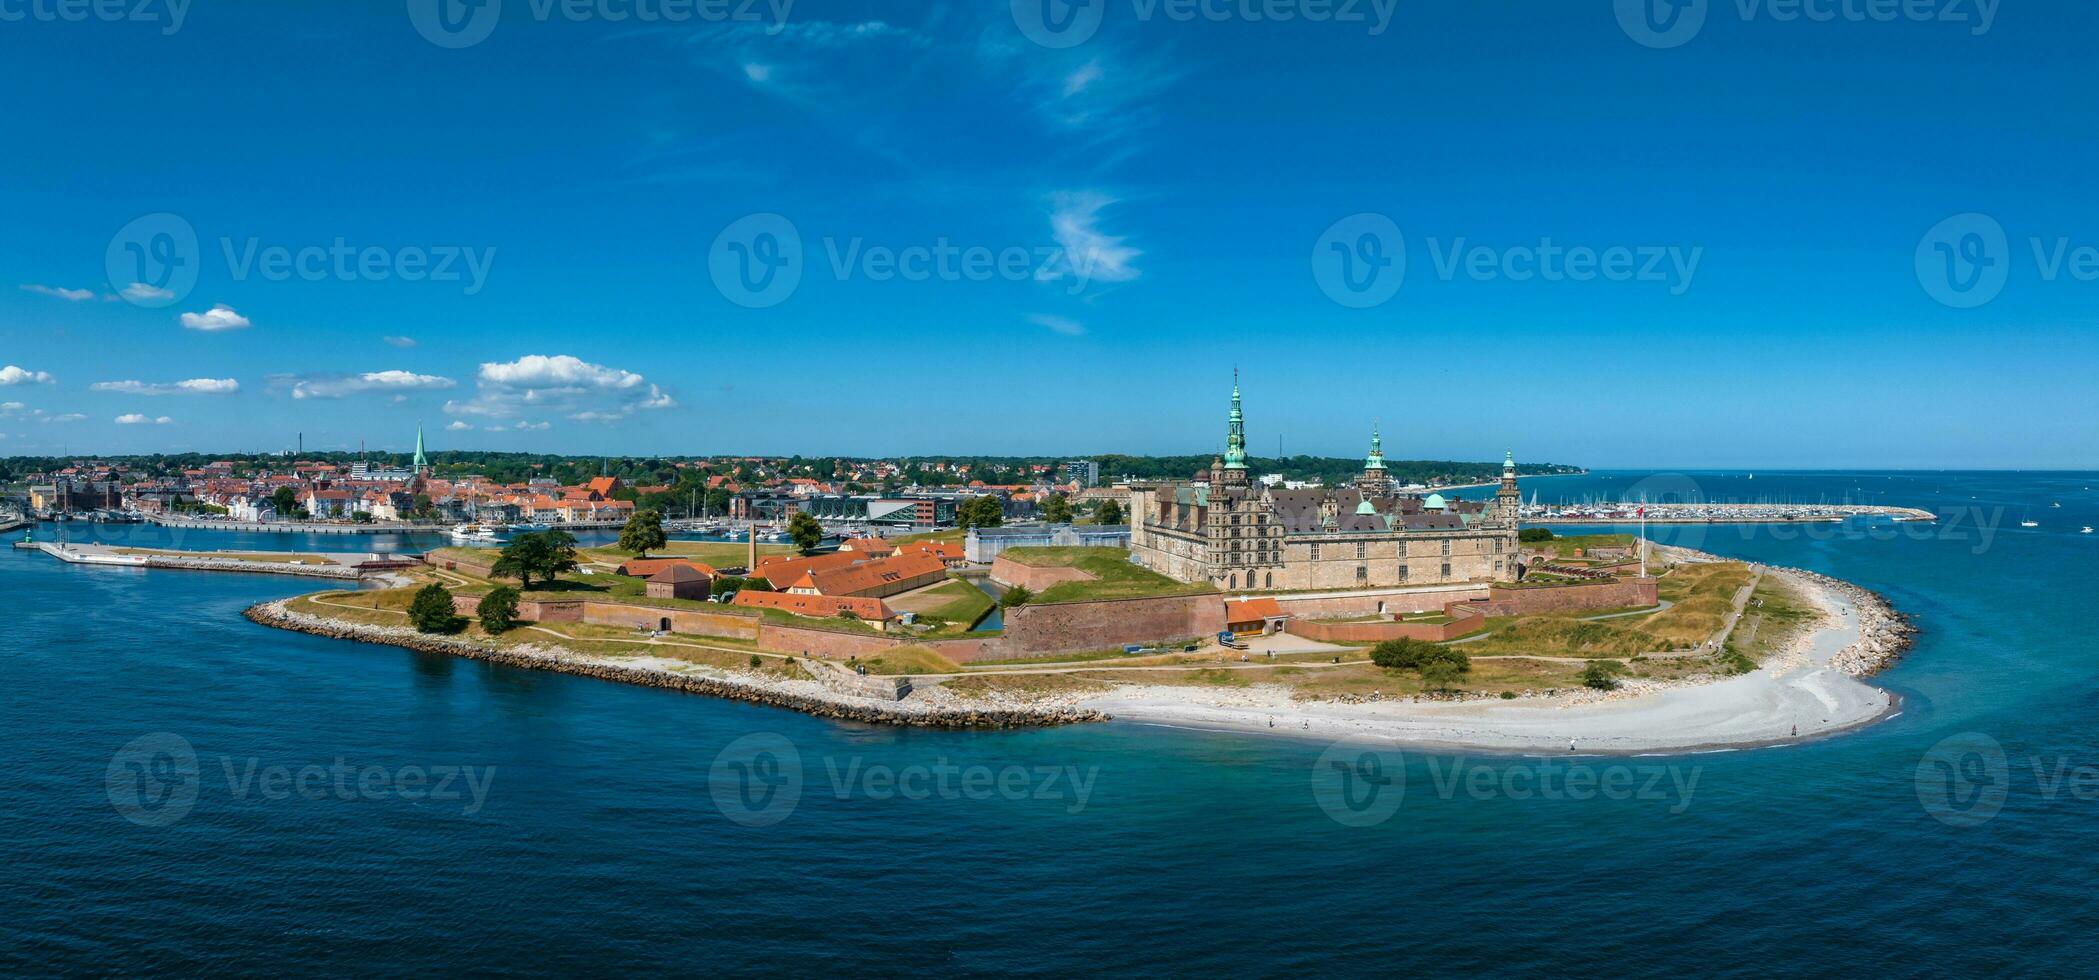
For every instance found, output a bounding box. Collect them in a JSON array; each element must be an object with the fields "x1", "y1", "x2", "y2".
[{"x1": 4, "y1": 471, "x2": 2096, "y2": 975}]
